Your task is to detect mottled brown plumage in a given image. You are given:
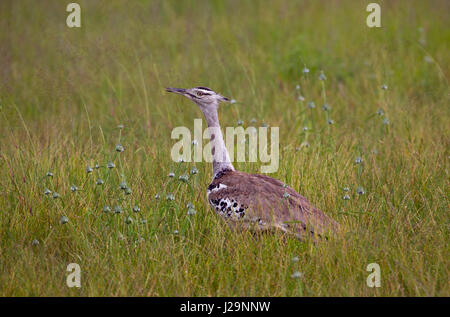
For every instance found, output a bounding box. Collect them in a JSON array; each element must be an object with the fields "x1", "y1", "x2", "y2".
[{"x1": 207, "y1": 169, "x2": 339, "y2": 240}]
